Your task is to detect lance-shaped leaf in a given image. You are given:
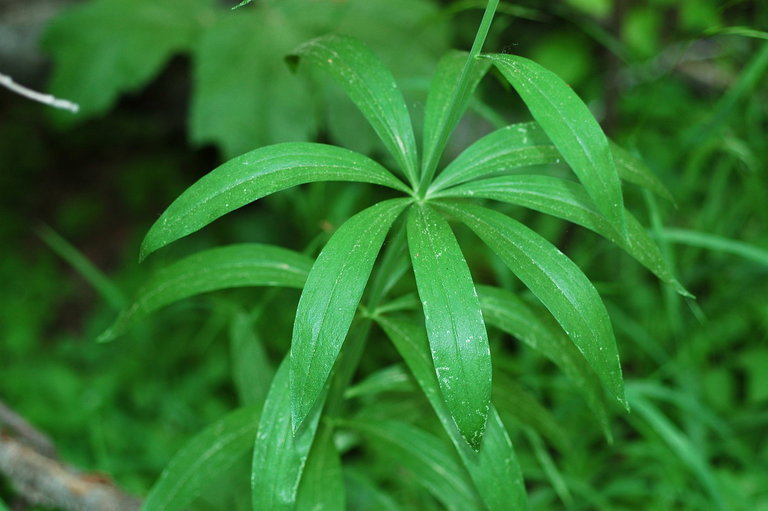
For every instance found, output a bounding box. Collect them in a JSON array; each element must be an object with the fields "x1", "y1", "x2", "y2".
[
  {"x1": 99, "y1": 244, "x2": 313, "y2": 342},
  {"x1": 294, "y1": 432, "x2": 345, "y2": 511},
  {"x1": 482, "y1": 55, "x2": 627, "y2": 235},
  {"x1": 478, "y1": 285, "x2": 612, "y2": 440},
  {"x1": 287, "y1": 35, "x2": 419, "y2": 185},
  {"x1": 253, "y1": 358, "x2": 322, "y2": 511},
  {"x1": 376, "y1": 315, "x2": 527, "y2": 511},
  {"x1": 141, "y1": 143, "x2": 408, "y2": 259},
  {"x1": 422, "y1": 51, "x2": 492, "y2": 179},
  {"x1": 407, "y1": 204, "x2": 491, "y2": 449},
  {"x1": 435, "y1": 175, "x2": 688, "y2": 295},
  {"x1": 436, "y1": 201, "x2": 626, "y2": 409},
  {"x1": 142, "y1": 405, "x2": 261, "y2": 511},
  {"x1": 290, "y1": 198, "x2": 409, "y2": 431},
  {"x1": 431, "y1": 122, "x2": 672, "y2": 200},
  {"x1": 341, "y1": 419, "x2": 481, "y2": 511}
]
